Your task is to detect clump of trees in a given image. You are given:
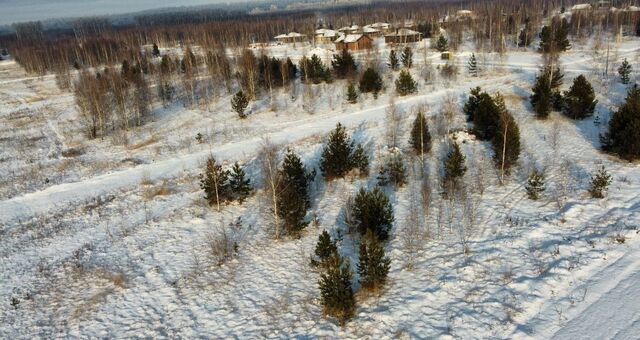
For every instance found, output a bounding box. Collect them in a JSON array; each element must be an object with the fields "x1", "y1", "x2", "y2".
[
  {"x1": 601, "y1": 85, "x2": 640, "y2": 160},
  {"x1": 332, "y1": 49, "x2": 357, "y2": 79},
  {"x1": 320, "y1": 123, "x2": 369, "y2": 180},
  {"x1": 200, "y1": 156, "x2": 252, "y2": 210},
  {"x1": 376, "y1": 154, "x2": 407, "y2": 188},
  {"x1": 530, "y1": 65, "x2": 564, "y2": 119},
  {"x1": 300, "y1": 54, "x2": 331, "y2": 84},
  {"x1": 539, "y1": 18, "x2": 570, "y2": 54}
]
